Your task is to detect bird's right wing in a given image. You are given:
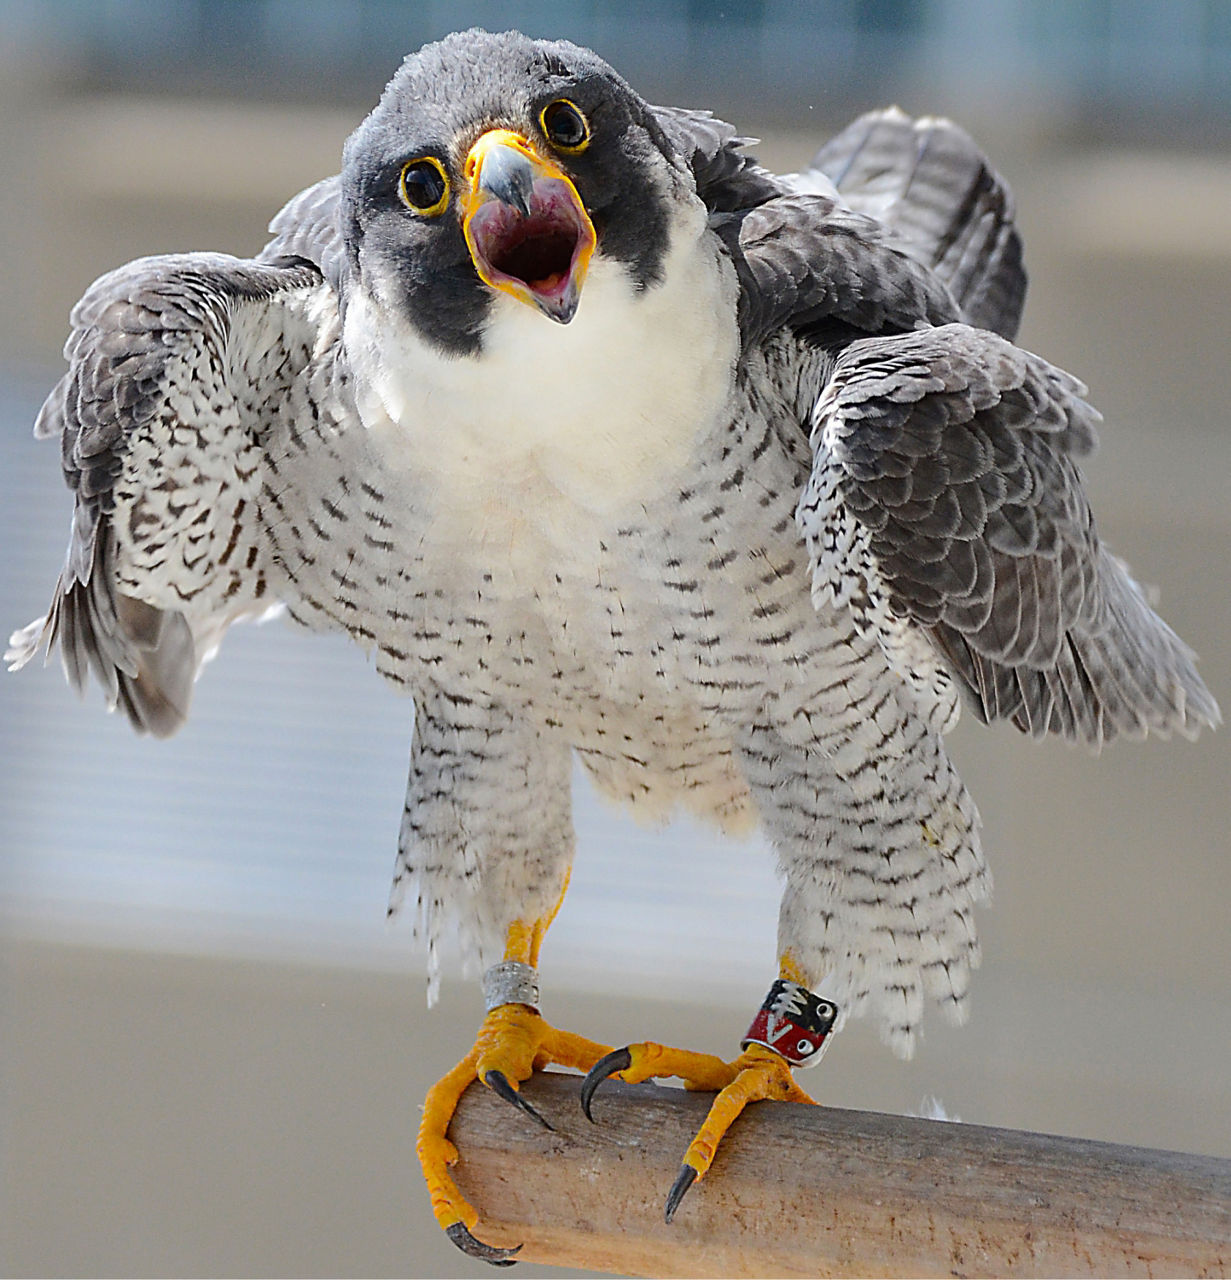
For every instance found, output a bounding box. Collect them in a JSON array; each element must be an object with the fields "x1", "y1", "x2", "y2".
[
  {"x1": 260, "y1": 174, "x2": 348, "y2": 293},
  {"x1": 7, "y1": 251, "x2": 338, "y2": 737}
]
